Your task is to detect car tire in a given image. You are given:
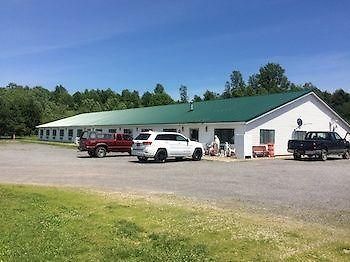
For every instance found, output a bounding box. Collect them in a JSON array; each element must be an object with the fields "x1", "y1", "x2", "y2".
[
  {"x1": 95, "y1": 146, "x2": 107, "y2": 158},
  {"x1": 88, "y1": 151, "x2": 95, "y2": 157},
  {"x1": 192, "y1": 148, "x2": 203, "y2": 161},
  {"x1": 343, "y1": 150, "x2": 350, "y2": 159},
  {"x1": 293, "y1": 152, "x2": 301, "y2": 160},
  {"x1": 320, "y1": 149, "x2": 328, "y2": 161},
  {"x1": 155, "y1": 149, "x2": 167, "y2": 163},
  {"x1": 137, "y1": 156, "x2": 148, "y2": 162}
]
